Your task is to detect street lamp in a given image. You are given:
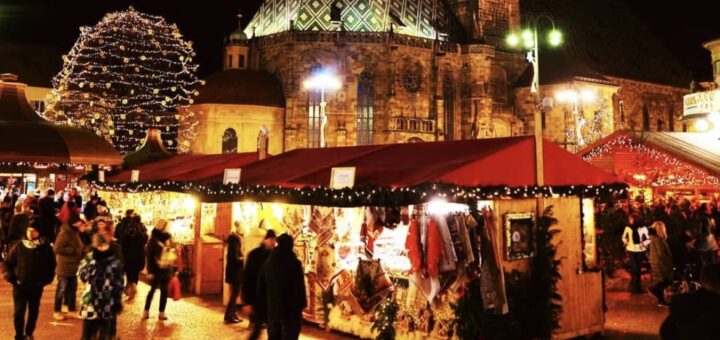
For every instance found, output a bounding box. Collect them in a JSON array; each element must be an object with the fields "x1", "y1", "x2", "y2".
[
  {"x1": 303, "y1": 70, "x2": 341, "y2": 148},
  {"x1": 506, "y1": 14, "x2": 563, "y2": 186}
]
